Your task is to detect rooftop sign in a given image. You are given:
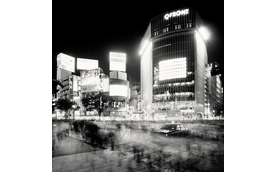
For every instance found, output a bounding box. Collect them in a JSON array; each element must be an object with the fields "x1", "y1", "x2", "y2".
[{"x1": 164, "y1": 9, "x2": 189, "y2": 20}]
